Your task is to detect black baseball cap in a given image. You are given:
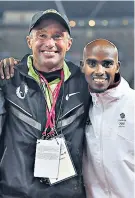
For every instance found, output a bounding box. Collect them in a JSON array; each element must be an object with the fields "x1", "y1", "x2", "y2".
[{"x1": 29, "y1": 9, "x2": 71, "y2": 35}]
